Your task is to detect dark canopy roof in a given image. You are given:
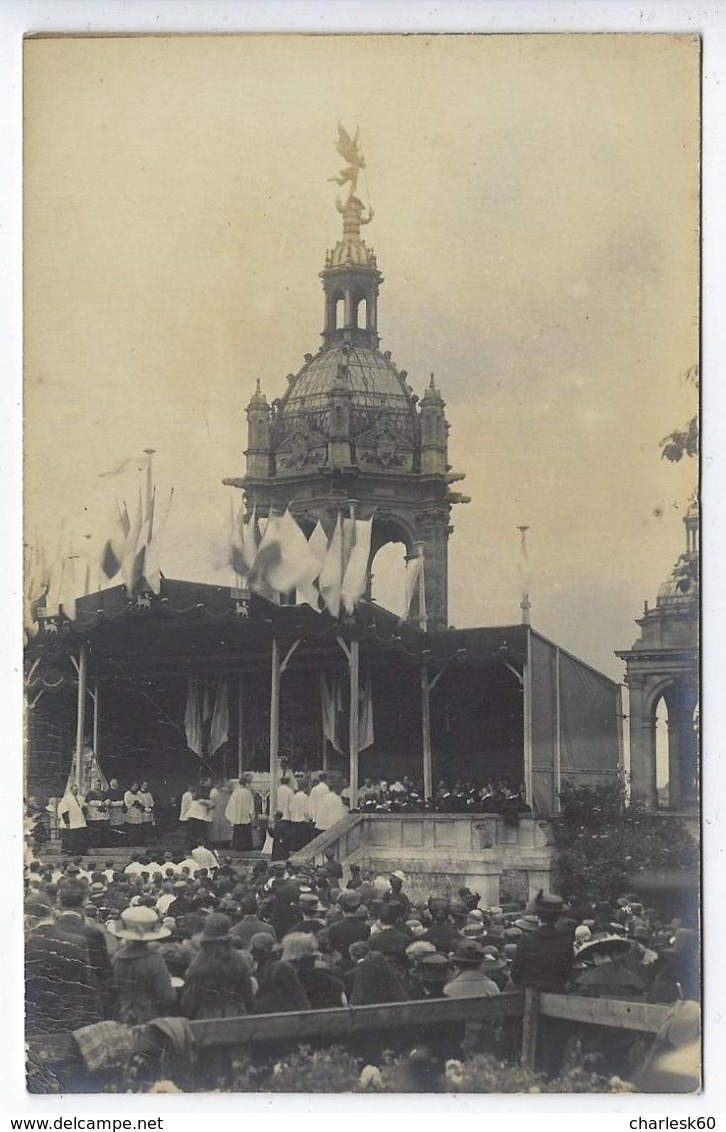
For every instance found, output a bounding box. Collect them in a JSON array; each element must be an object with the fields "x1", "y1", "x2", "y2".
[{"x1": 25, "y1": 577, "x2": 529, "y2": 684}]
